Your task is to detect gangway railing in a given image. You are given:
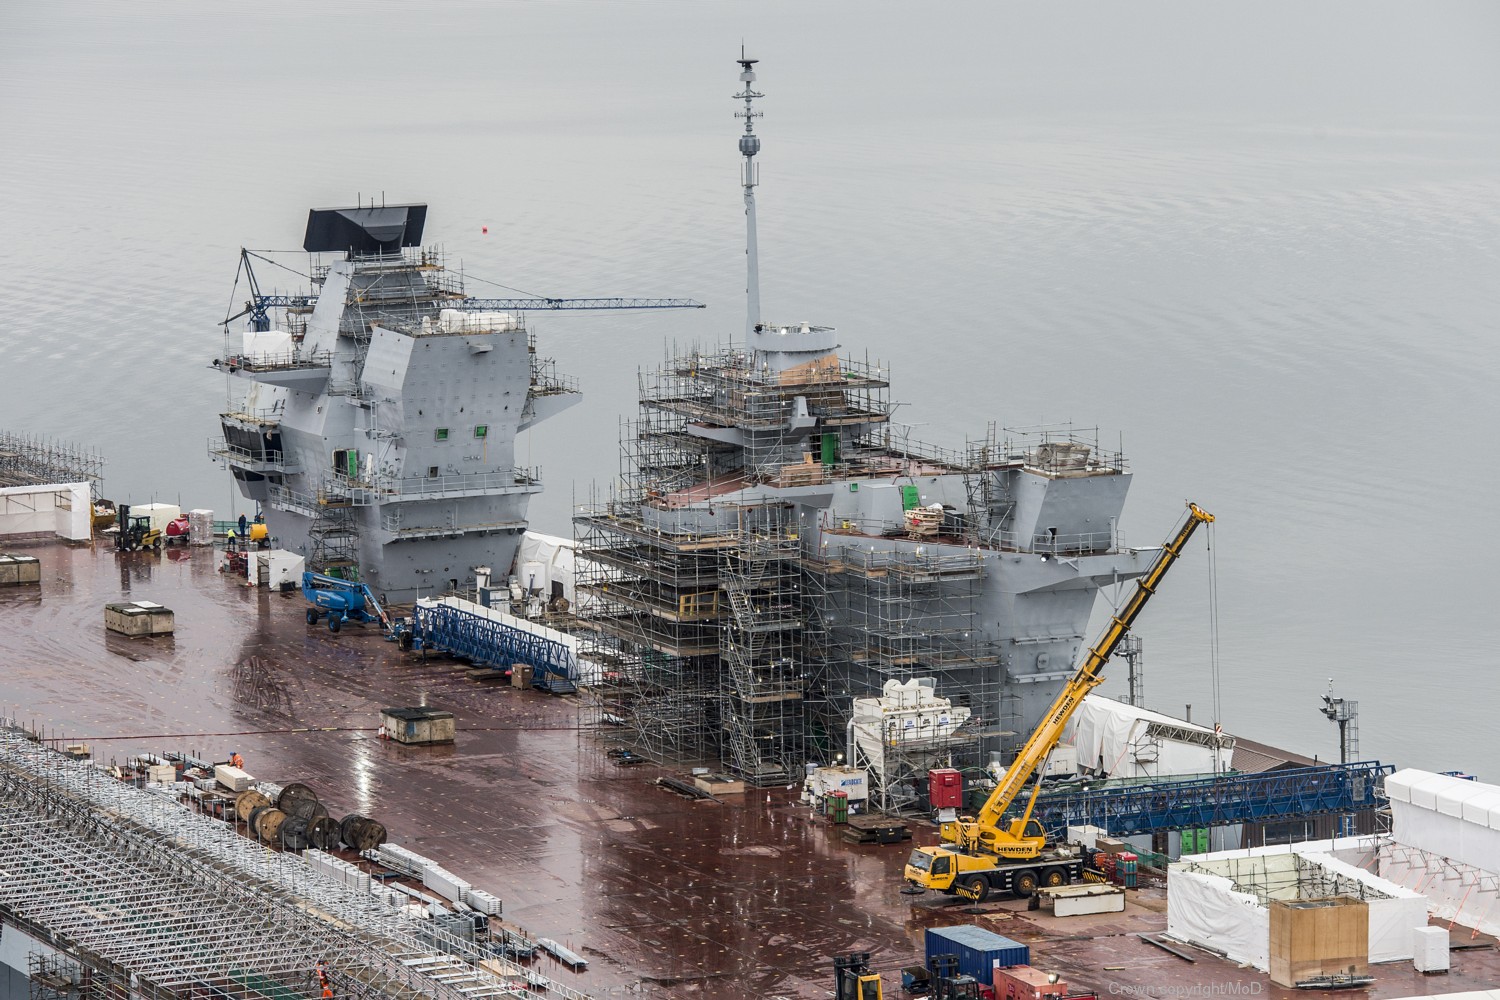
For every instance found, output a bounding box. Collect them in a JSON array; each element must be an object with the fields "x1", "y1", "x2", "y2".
[
  {"x1": 1029, "y1": 760, "x2": 1393, "y2": 839},
  {"x1": 413, "y1": 598, "x2": 578, "y2": 694}
]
